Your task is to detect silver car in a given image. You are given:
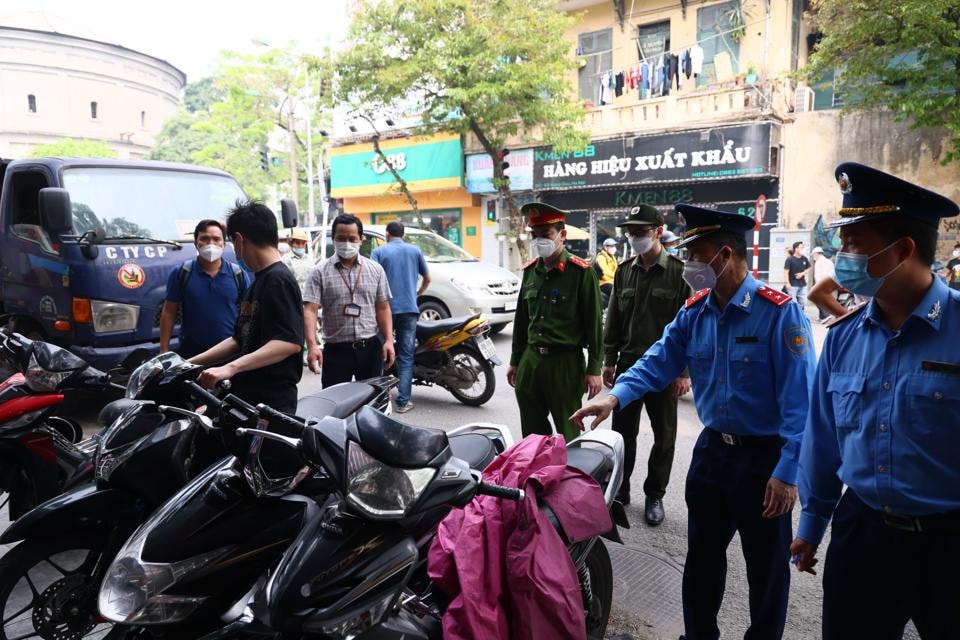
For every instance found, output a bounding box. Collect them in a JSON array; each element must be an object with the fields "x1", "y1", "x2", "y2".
[{"x1": 308, "y1": 225, "x2": 520, "y2": 333}]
